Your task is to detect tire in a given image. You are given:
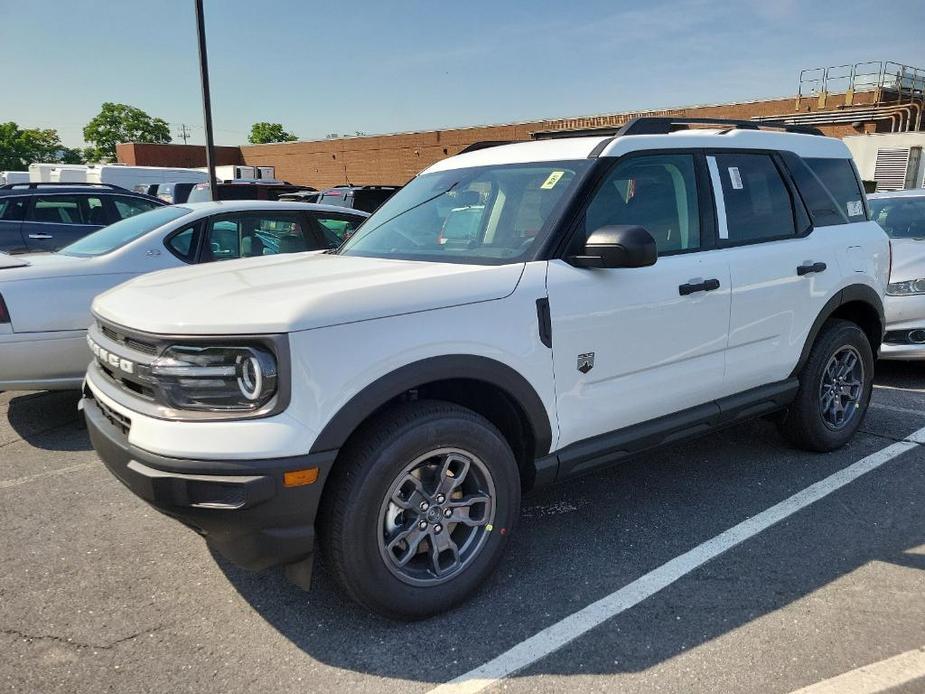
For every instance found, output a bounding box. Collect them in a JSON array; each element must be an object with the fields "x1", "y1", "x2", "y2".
[
  {"x1": 779, "y1": 319, "x2": 874, "y2": 452},
  {"x1": 318, "y1": 399, "x2": 521, "y2": 620}
]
